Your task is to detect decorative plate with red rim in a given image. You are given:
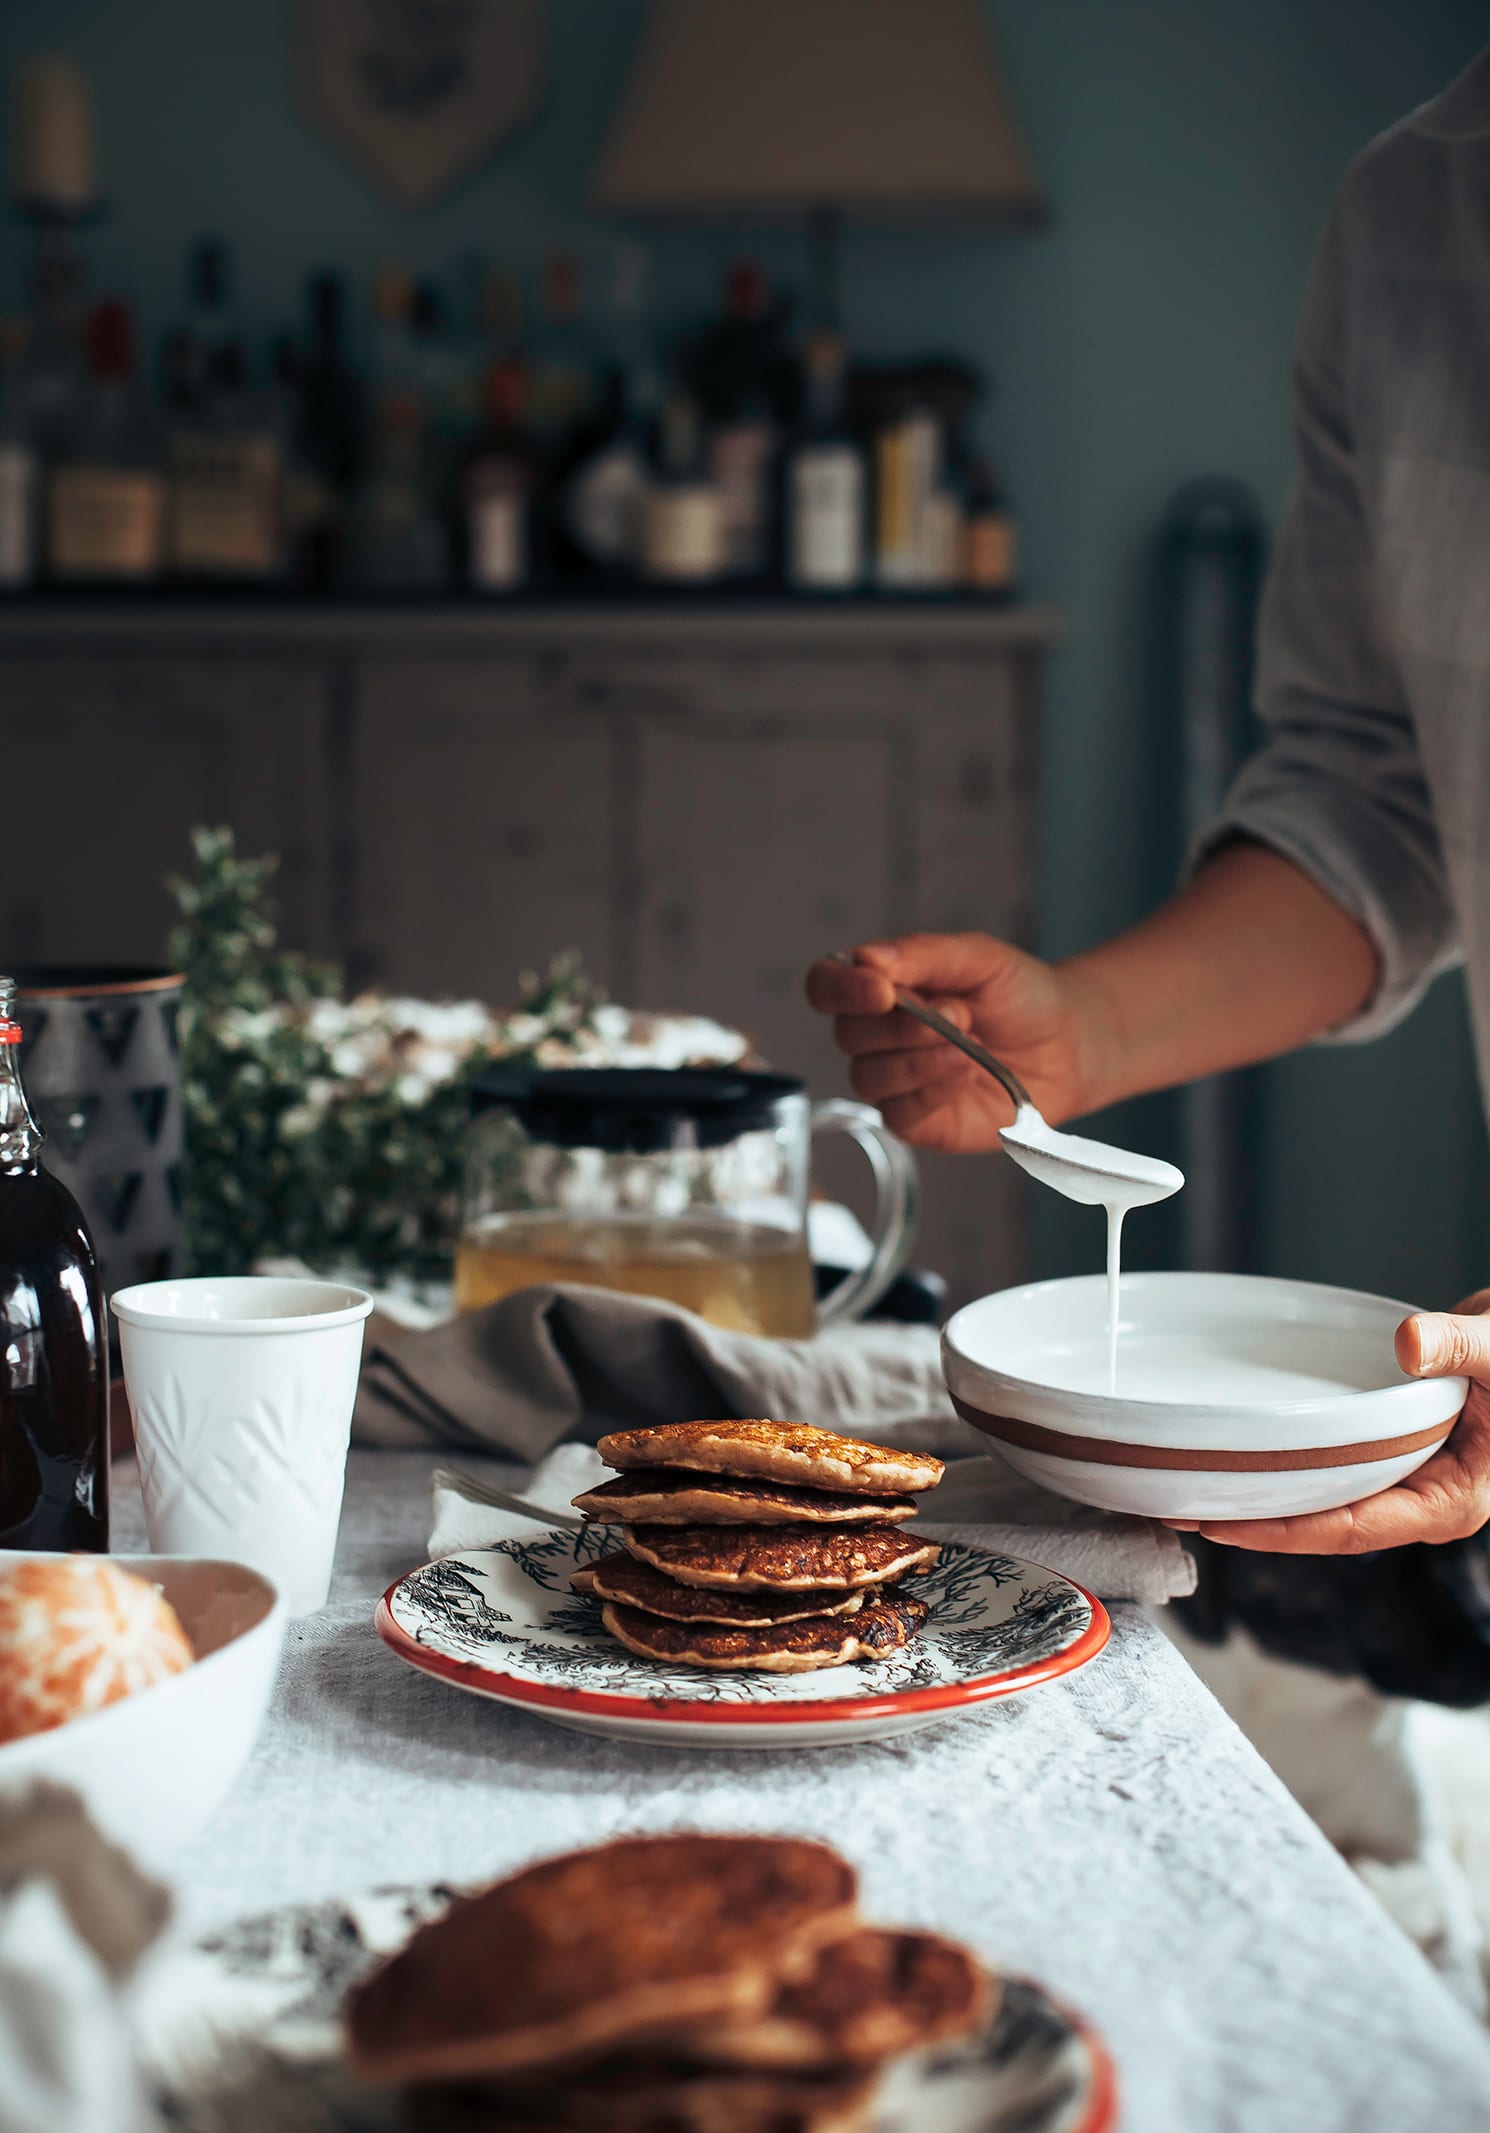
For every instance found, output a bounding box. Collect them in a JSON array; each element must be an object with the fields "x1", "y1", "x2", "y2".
[
  {"x1": 141, "y1": 1884, "x2": 1118, "y2": 2133},
  {"x1": 375, "y1": 1528, "x2": 1110, "y2": 1748}
]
